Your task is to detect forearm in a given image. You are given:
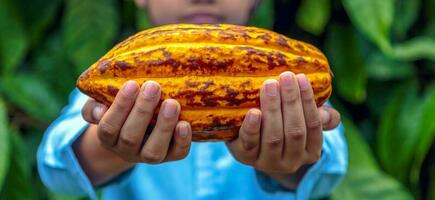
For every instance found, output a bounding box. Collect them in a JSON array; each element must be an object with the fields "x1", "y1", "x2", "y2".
[{"x1": 73, "y1": 125, "x2": 134, "y2": 186}]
